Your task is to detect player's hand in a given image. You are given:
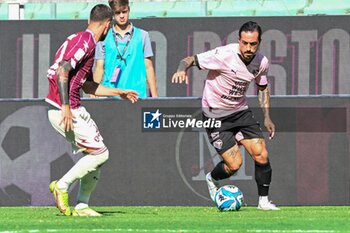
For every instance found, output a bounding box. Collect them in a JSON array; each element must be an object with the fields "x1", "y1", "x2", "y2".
[
  {"x1": 172, "y1": 71, "x2": 189, "y2": 84},
  {"x1": 60, "y1": 104, "x2": 74, "y2": 132},
  {"x1": 264, "y1": 117, "x2": 275, "y2": 140},
  {"x1": 89, "y1": 94, "x2": 98, "y2": 98},
  {"x1": 120, "y1": 90, "x2": 139, "y2": 103}
]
